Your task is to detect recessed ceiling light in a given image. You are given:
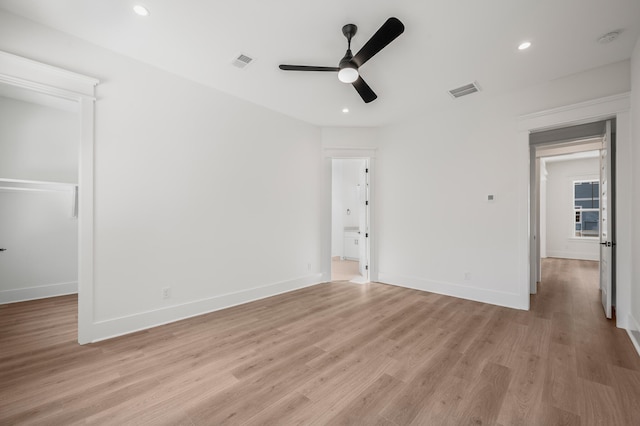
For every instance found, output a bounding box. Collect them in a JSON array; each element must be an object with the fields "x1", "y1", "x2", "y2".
[
  {"x1": 342, "y1": 108, "x2": 350, "y2": 113},
  {"x1": 133, "y1": 5, "x2": 150, "y2": 16},
  {"x1": 518, "y1": 41, "x2": 532, "y2": 50}
]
